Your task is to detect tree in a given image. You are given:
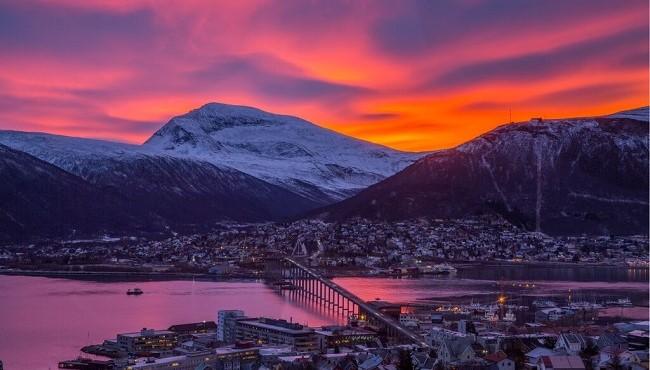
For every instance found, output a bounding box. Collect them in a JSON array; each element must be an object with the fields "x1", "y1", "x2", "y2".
[
  {"x1": 505, "y1": 347, "x2": 526, "y2": 370},
  {"x1": 580, "y1": 342, "x2": 599, "y2": 370},
  {"x1": 608, "y1": 352, "x2": 623, "y2": 370},
  {"x1": 398, "y1": 349, "x2": 414, "y2": 370}
]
